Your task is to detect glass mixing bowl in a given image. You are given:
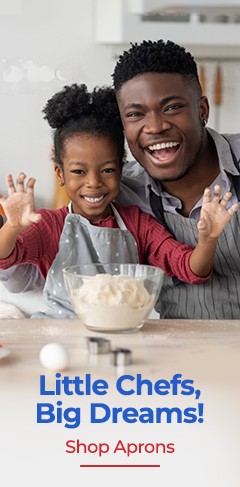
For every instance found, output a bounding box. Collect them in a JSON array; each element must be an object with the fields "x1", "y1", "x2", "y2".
[{"x1": 63, "y1": 263, "x2": 164, "y2": 333}]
